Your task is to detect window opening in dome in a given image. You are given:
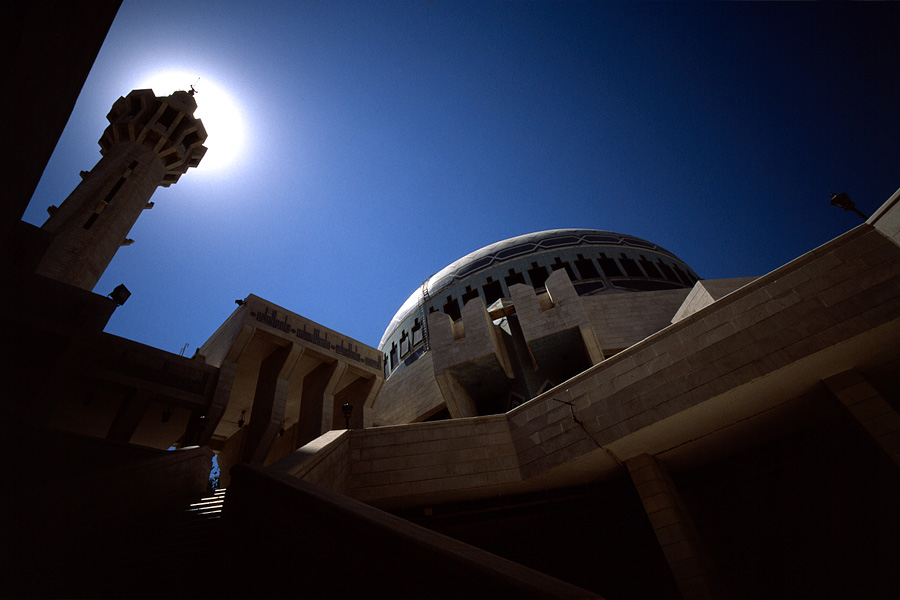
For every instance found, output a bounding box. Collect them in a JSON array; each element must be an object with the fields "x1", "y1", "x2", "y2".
[
  {"x1": 528, "y1": 262, "x2": 549, "y2": 288},
  {"x1": 573, "y1": 280, "x2": 606, "y2": 295},
  {"x1": 462, "y1": 286, "x2": 479, "y2": 305},
  {"x1": 411, "y1": 319, "x2": 424, "y2": 347},
  {"x1": 639, "y1": 256, "x2": 662, "y2": 279},
  {"x1": 657, "y1": 260, "x2": 678, "y2": 283},
  {"x1": 550, "y1": 257, "x2": 577, "y2": 281},
  {"x1": 483, "y1": 278, "x2": 503, "y2": 304},
  {"x1": 671, "y1": 263, "x2": 693, "y2": 286},
  {"x1": 443, "y1": 296, "x2": 461, "y2": 321},
  {"x1": 389, "y1": 342, "x2": 398, "y2": 371},
  {"x1": 619, "y1": 253, "x2": 644, "y2": 278},
  {"x1": 574, "y1": 254, "x2": 600, "y2": 279},
  {"x1": 597, "y1": 253, "x2": 623, "y2": 278},
  {"x1": 504, "y1": 268, "x2": 525, "y2": 288},
  {"x1": 399, "y1": 331, "x2": 410, "y2": 358}
]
